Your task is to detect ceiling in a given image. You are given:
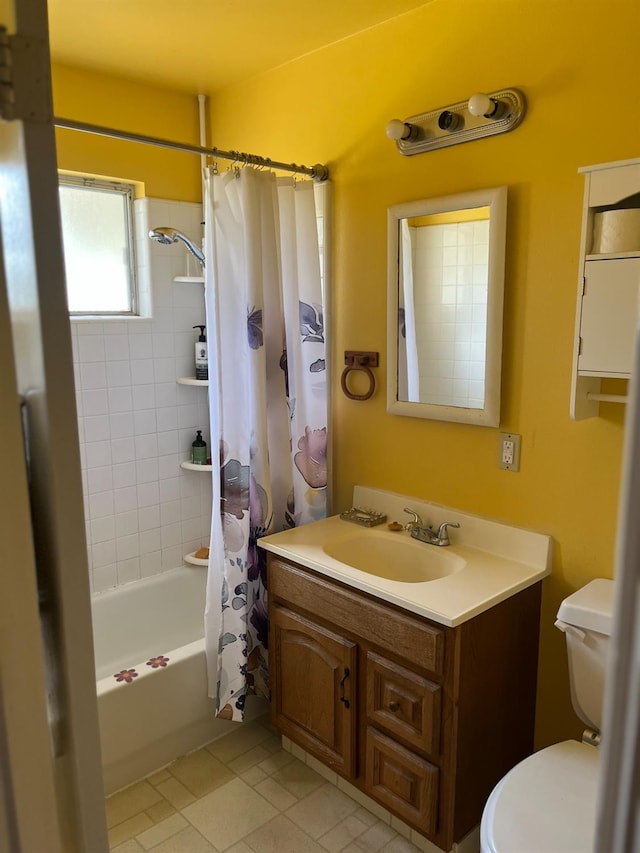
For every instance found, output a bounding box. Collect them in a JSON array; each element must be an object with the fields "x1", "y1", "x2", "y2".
[{"x1": 47, "y1": 0, "x2": 434, "y2": 95}]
